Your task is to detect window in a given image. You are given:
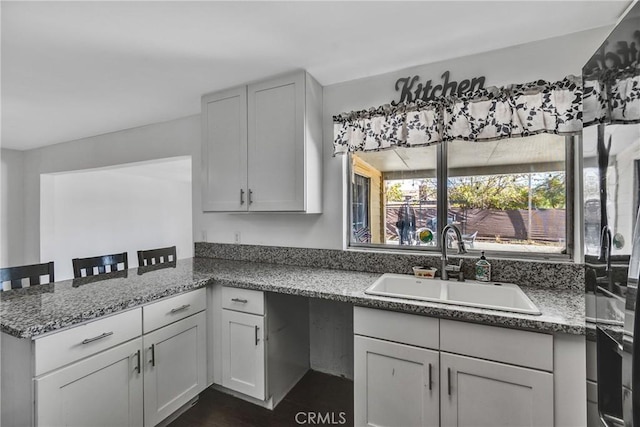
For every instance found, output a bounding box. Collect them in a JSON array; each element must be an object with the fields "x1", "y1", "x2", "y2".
[
  {"x1": 348, "y1": 134, "x2": 573, "y2": 257},
  {"x1": 351, "y1": 174, "x2": 371, "y2": 243},
  {"x1": 351, "y1": 145, "x2": 439, "y2": 247}
]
